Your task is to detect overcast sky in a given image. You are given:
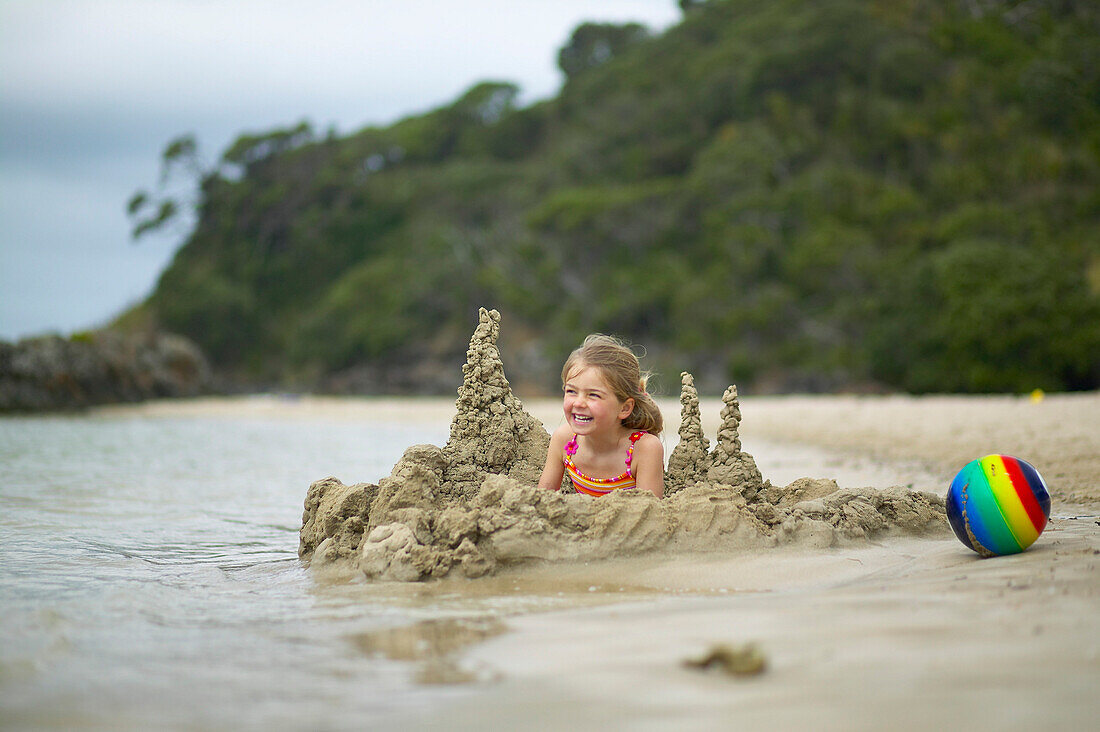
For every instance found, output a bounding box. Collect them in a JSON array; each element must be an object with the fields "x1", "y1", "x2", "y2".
[{"x1": 0, "y1": 0, "x2": 680, "y2": 341}]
